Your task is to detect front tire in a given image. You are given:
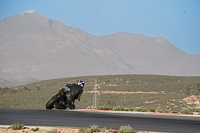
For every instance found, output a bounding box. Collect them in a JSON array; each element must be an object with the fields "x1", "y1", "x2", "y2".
[{"x1": 46, "y1": 97, "x2": 59, "y2": 109}]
